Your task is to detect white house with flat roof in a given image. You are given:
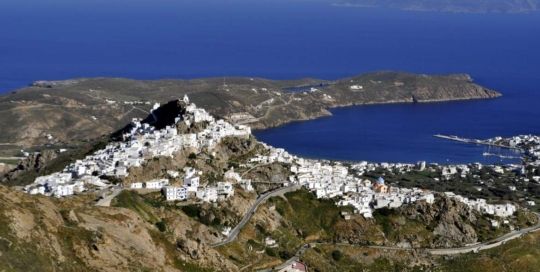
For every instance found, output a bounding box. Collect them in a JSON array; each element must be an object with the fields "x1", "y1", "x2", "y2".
[
  {"x1": 196, "y1": 187, "x2": 218, "y2": 202},
  {"x1": 145, "y1": 179, "x2": 169, "y2": 189},
  {"x1": 163, "y1": 186, "x2": 188, "y2": 201},
  {"x1": 217, "y1": 182, "x2": 234, "y2": 198}
]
